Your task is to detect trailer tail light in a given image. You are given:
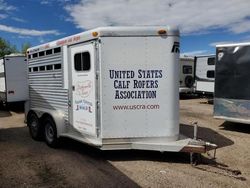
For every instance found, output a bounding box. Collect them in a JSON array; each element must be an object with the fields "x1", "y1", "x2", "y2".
[
  {"x1": 158, "y1": 29, "x2": 167, "y2": 35},
  {"x1": 92, "y1": 32, "x2": 99, "y2": 37}
]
